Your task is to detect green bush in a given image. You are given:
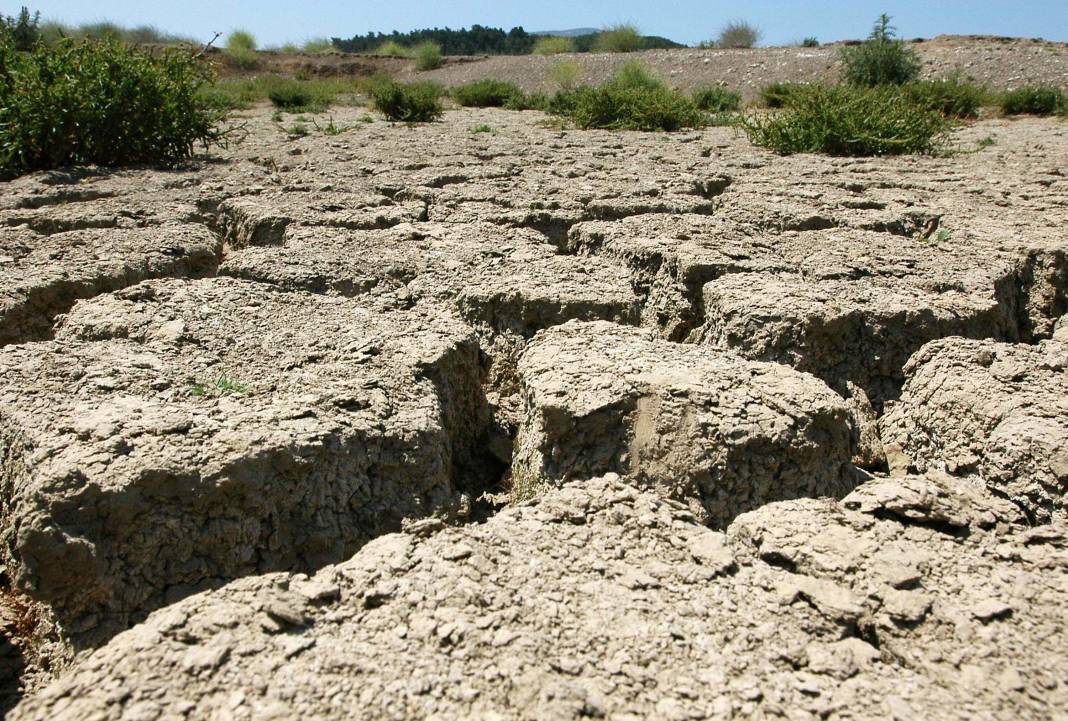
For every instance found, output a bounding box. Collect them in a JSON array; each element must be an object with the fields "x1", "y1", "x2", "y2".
[
  {"x1": 593, "y1": 24, "x2": 643, "y2": 53},
  {"x1": 413, "y1": 41, "x2": 442, "y2": 70},
  {"x1": 840, "y1": 14, "x2": 920, "y2": 86},
  {"x1": 549, "y1": 59, "x2": 581, "y2": 90},
  {"x1": 1, "y1": 6, "x2": 41, "y2": 50},
  {"x1": 533, "y1": 36, "x2": 575, "y2": 55},
  {"x1": 225, "y1": 30, "x2": 259, "y2": 69},
  {"x1": 717, "y1": 20, "x2": 760, "y2": 49},
  {"x1": 692, "y1": 85, "x2": 741, "y2": 112},
  {"x1": 267, "y1": 79, "x2": 321, "y2": 111},
  {"x1": 0, "y1": 35, "x2": 223, "y2": 177},
  {"x1": 376, "y1": 41, "x2": 409, "y2": 57},
  {"x1": 302, "y1": 38, "x2": 335, "y2": 54},
  {"x1": 452, "y1": 79, "x2": 523, "y2": 107},
  {"x1": 802, "y1": 37, "x2": 819, "y2": 48},
  {"x1": 610, "y1": 59, "x2": 665, "y2": 92},
  {"x1": 760, "y1": 81, "x2": 807, "y2": 108},
  {"x1": 371, "y1": 80, "x2": 444, "y2": 121},
  {"x1": 904, "y1": 78, "x2": 986, "y2": 118},
  {"x1": 742, "y1": 84, "x2": 951, "y2": 156},
  {"x1": 505, "y1": 91, "x2": 548, "y2": 111},
  {"x1": 999, "y1": 86, "x2": 1065, "y2": 116}
]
